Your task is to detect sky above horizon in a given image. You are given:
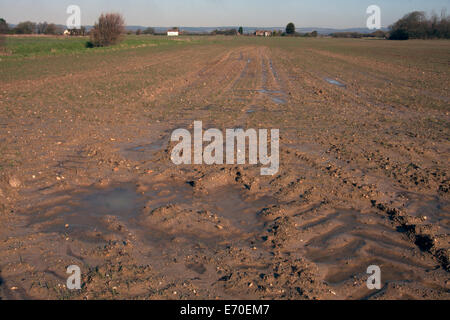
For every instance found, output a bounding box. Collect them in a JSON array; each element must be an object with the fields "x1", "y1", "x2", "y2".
[{"x1": 0, "y1": 0, "x2": 448, "y2": 28}]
